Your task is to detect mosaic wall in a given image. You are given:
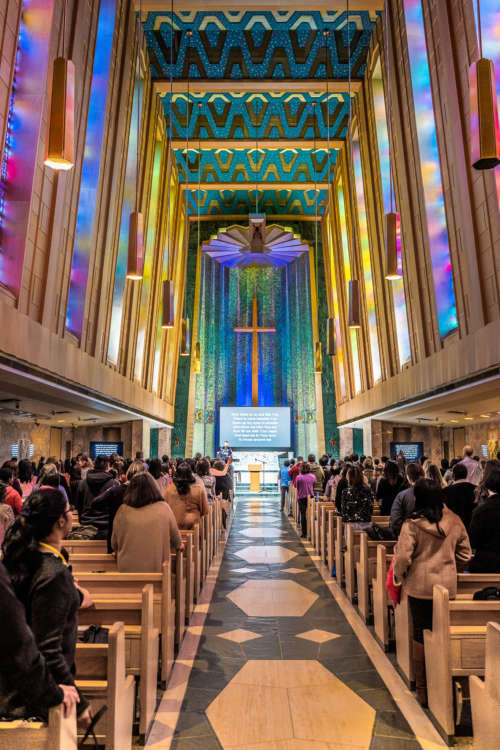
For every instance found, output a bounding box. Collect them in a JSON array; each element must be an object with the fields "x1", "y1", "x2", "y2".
[
  {"x1": 186, "y1": 189, "x2": 326, "y2": 217},
  {"x1": 144, "y1": 11, "x2": 377, "y2": 80}
]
